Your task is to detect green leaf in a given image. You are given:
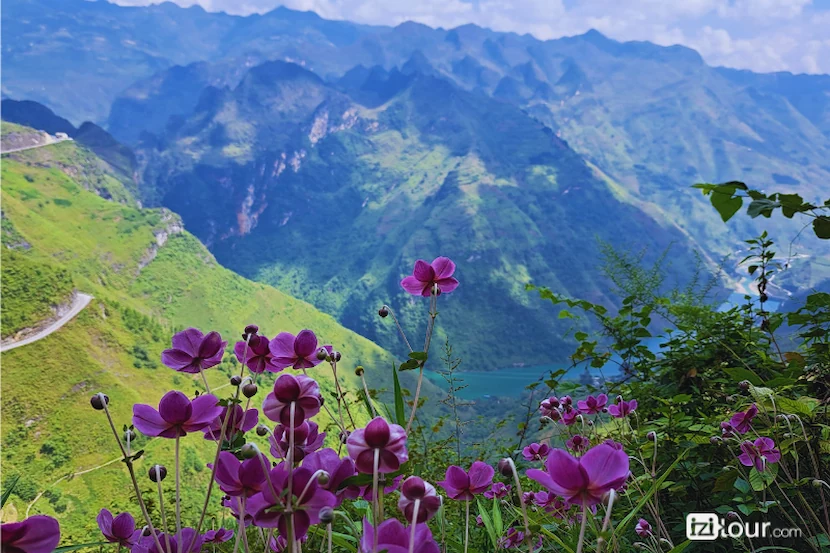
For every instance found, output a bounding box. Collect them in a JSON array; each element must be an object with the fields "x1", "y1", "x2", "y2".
[
  {"x1": 813, "y1": 216, "x2": 830, "y2": 239},
  {"x1": 749, "y1": 464, "x2": 778, "y2": 491},
  {"x1": 724, "y1": 367, "x2": 764, "y2": 386},
  {"x1": 408, "y1": 351, "x2": 428, "y2": 361},
  {"x1": 747, "y1": 199, "x2": 779, "y2": 218},
  {"x1": 666, "y1": 542, "x2": 692, "y2": 553},
  {"x1": 734, "y1": 478, "x2": 751, "y2": 494},
  {"x1": 1, "y1": 475, "x2": 19, "y2": 508},
  {"x1": 477, "y1": 499, "x2": 498, "y2": 549},
  {"x1": 616, "y1": 450, "x2": 686, "y2": 536},
  {"x1": 708, "y1": 182, "x2": 746, "y2": 222},
  {"x1": 392, "y1": 364, "x2": 406, "y2": 427},
  {"x1": 492, "y1": 497, "x2": 503, "y2": 536},
  {"x1": 398, "y1": 359, "x2": 420, "y2": 371}
]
